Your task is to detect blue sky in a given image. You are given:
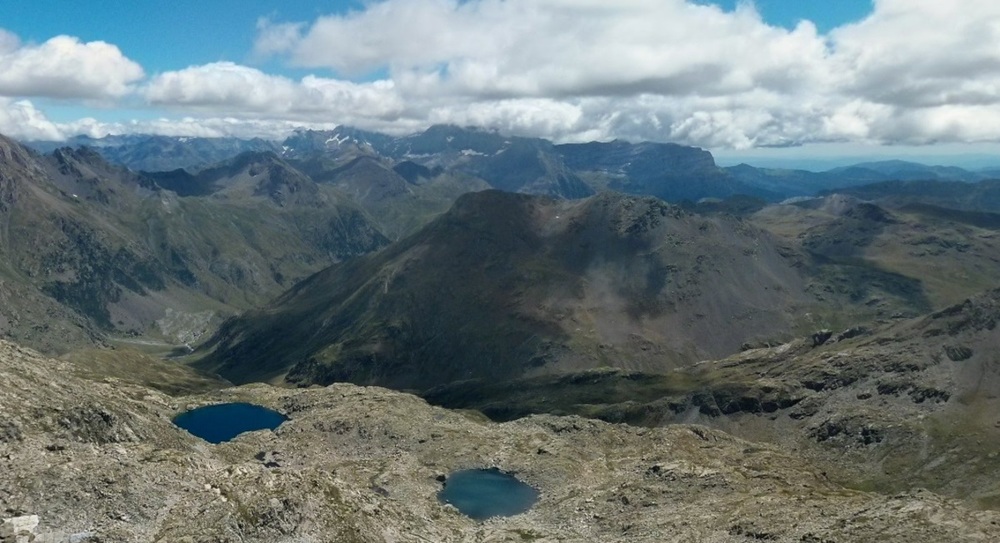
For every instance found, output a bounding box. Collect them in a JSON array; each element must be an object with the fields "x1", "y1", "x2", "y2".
[
  {"x1": 1, "y1": 0, "x2": 999, "y2": 168},
  {"x1": 705, "y1": 0, "x2": 872, "y2": 32},
  {"x1": 0, "y1": 1, "x2": 358, "y2": 72}
]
